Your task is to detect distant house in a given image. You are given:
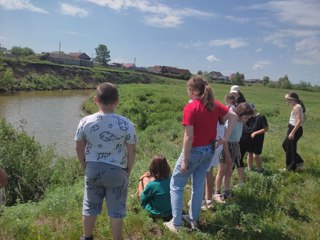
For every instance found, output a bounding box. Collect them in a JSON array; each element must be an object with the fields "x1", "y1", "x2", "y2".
[
  {"x1": 230, "y1": 73, "x2": 245, "y2": 81},
  {"x1": 40, "y1": 52, "x2": 93, "y2": 67},
  {"x1": 109, "y1": 62, "x2": 123, "y2": 68},
  {"x1": 148, "y1": 65, "x2": 191, "y2": 76},
  {"x1": 209, "y1": 71, "x2": 226, "y2": 81},
  {"x1": 123, "y1": 63, "x2": 136, "y2": 69}
]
